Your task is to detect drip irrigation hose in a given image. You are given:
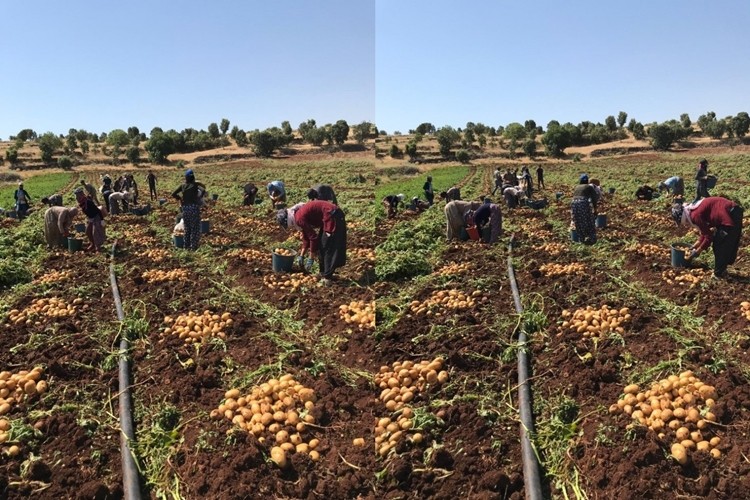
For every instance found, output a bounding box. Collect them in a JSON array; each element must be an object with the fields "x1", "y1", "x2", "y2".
[
  {"x1": 110, "y1": 242, "x2": 142, "y2": 500},
  {"x1": 507, "y1": 235, "x2": 544, "y2": 500}
]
